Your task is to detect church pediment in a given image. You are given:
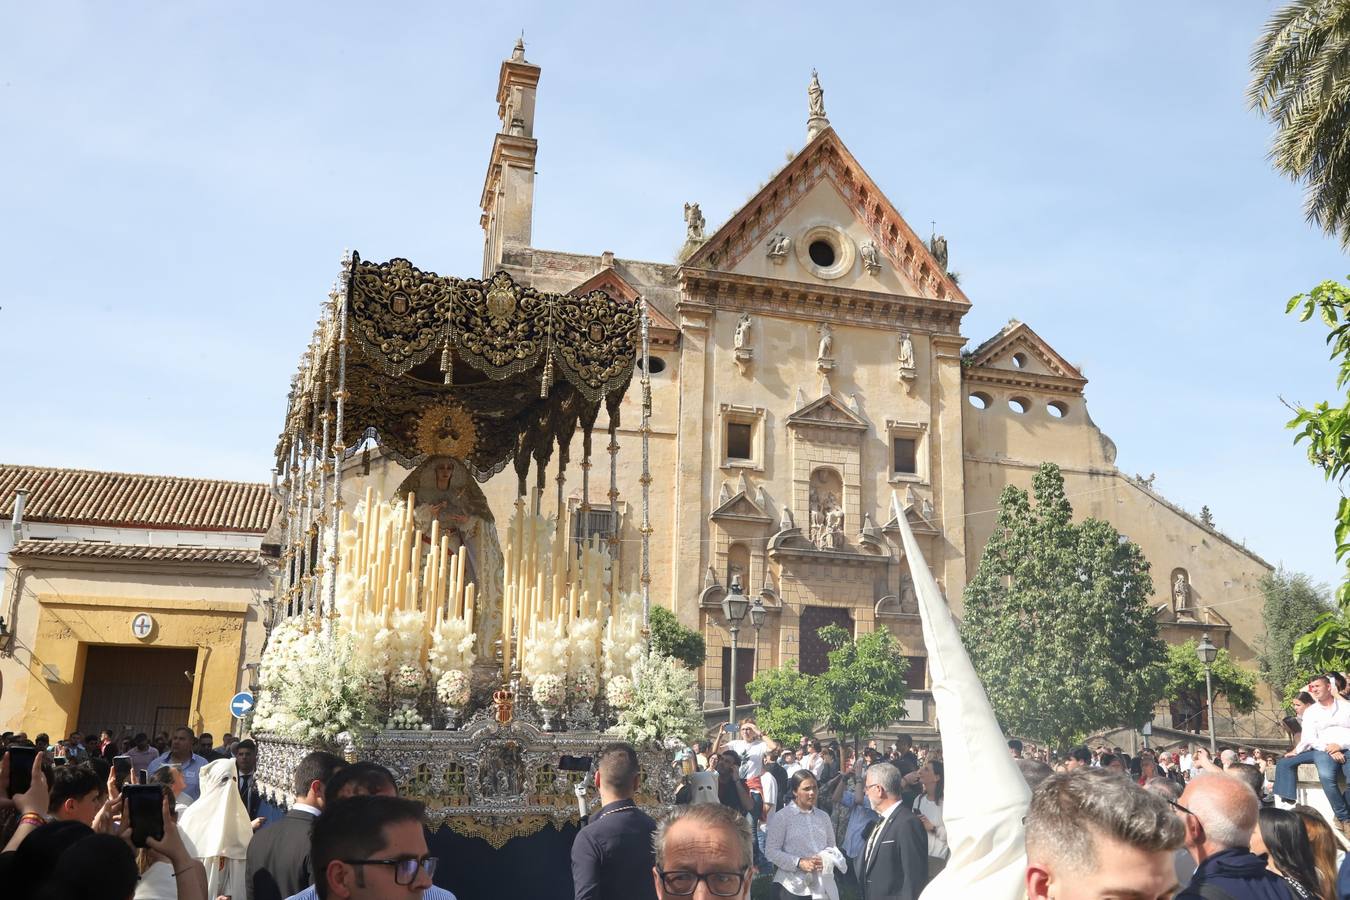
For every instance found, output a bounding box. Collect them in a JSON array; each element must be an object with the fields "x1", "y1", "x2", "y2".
[
  {"x1": 786, "y1": 393, "x2": 868, "y2": 432},
  {"x1": 710, "y1": 491, "x2": 773, "y2": 524},
  {"x1": 570, "y1": 267, "x2": 680, "y2": 348},
  {"x1": 683, "y1": 130, "x2": 967, "y2": 305},
  {"x1": 966, "y1": 320, "x2": 1086, "y2": 386},
  {"x1": 882, "y1": 502, "x2": 941, "y2": 537}
]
